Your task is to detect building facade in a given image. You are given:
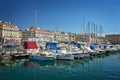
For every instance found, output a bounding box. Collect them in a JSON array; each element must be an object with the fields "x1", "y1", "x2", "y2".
[
  {"x1": 22, "y1": 26, "x2": 76, "y2": 43},
  {"x1": 105, "y1": 34, "x2": 120, "y2": 44},
  {"x1": 54, "y1": 31, "x2": 69, "y2": 42},
  {"x1": 75, "y1": 34, "x2": 90, "y2": 42},
  {"x1": 22, "y1": 26, "x2": 54, "y2": 42},
  {"x1": 0, "y1": 21, "x2": 21, "y2": 45},
  {"x1": 75, "y1": 33, "x2": 105, "y2": 43}
]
